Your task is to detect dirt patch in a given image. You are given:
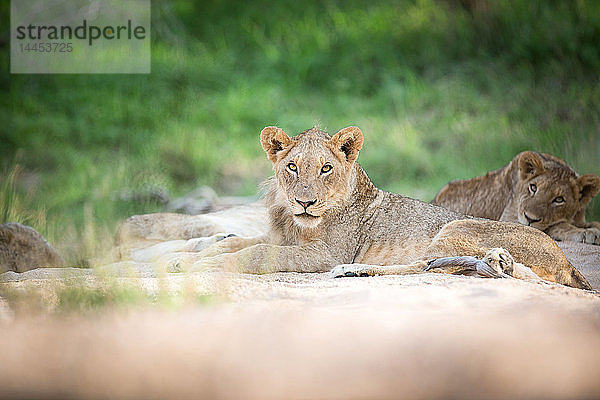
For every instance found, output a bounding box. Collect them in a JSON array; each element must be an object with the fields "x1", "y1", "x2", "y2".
[{"x1": 1, "y1": 266, "x2": 600, "y2": 399}]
